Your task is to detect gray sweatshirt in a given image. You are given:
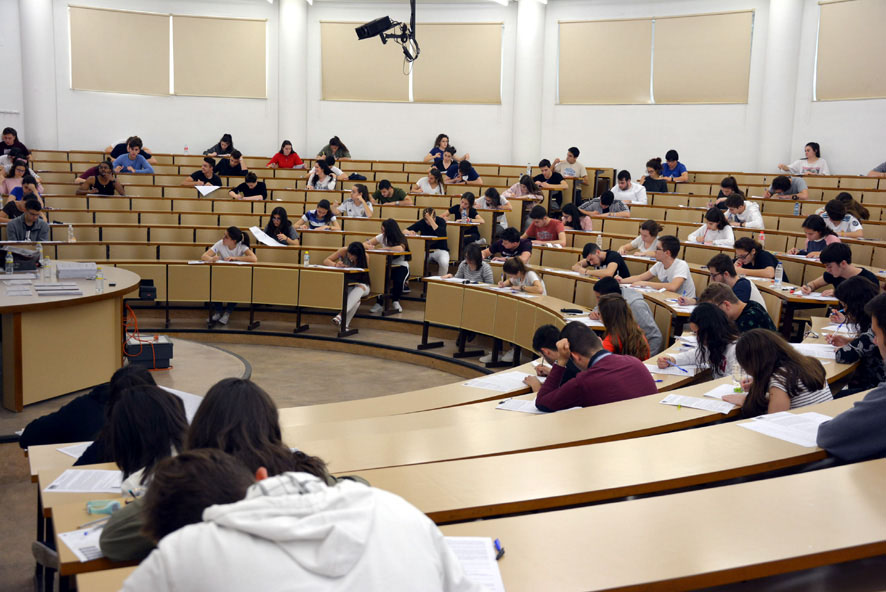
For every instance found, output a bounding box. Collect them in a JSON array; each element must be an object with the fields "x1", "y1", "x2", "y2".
[
  {"x1": 620, "y1": 286, "x2": 663, "y2": 356},
  {"x1": 817, "y1": 383, "x2": 886, "y2": 461}
]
